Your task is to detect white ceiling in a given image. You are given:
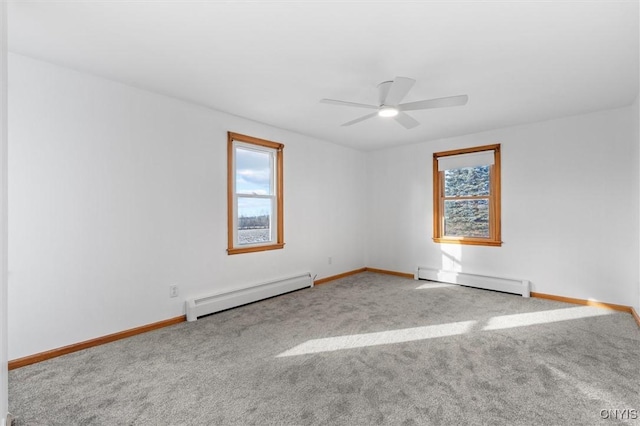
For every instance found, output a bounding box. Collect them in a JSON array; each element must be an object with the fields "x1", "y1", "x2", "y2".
[{"x1": 8, "y1": 1, "x2": 639, "y2": 151}]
